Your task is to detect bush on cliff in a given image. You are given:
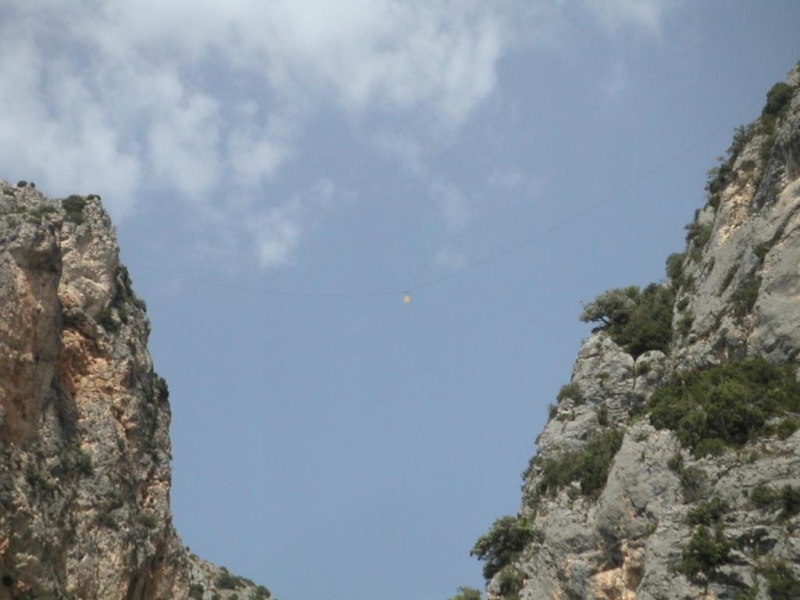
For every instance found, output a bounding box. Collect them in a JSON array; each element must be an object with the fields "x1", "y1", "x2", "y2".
[
  {"x1": 471, "y1": 515, "x2": 533, "y2": 580},
  {"x1": 648, "y1": 358, "x2": 800, "y2": 456},
  {"x1": 580, "y1": 283, "x2": 674, "y2": 357},
  {"x1": 537, "y1": 427, "x2": 625, "y2": 500}
]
